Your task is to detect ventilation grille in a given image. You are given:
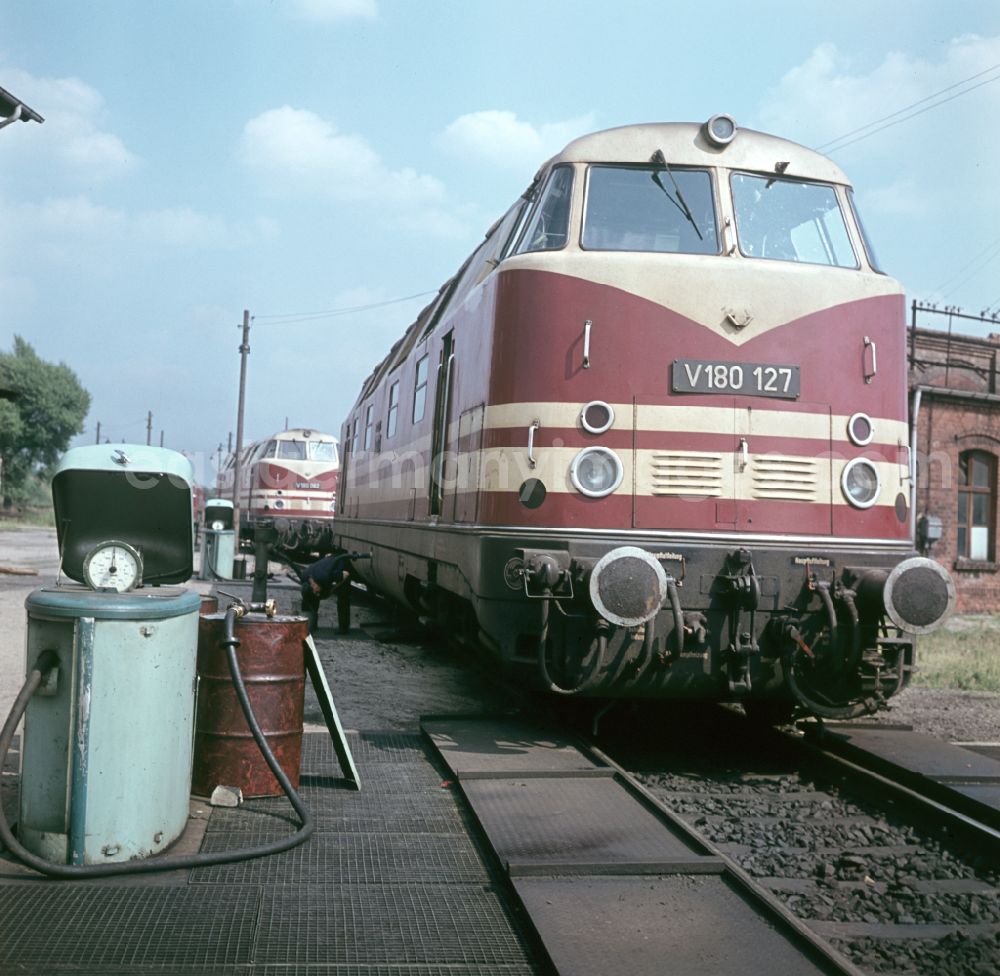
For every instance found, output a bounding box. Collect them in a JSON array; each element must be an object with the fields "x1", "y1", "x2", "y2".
[
  {"x1": 650, "y1": 453, "x2": 723, "y2": 496},
  {"x1": 751, "y1": 455, "x2": 818, "y2": 500}
]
